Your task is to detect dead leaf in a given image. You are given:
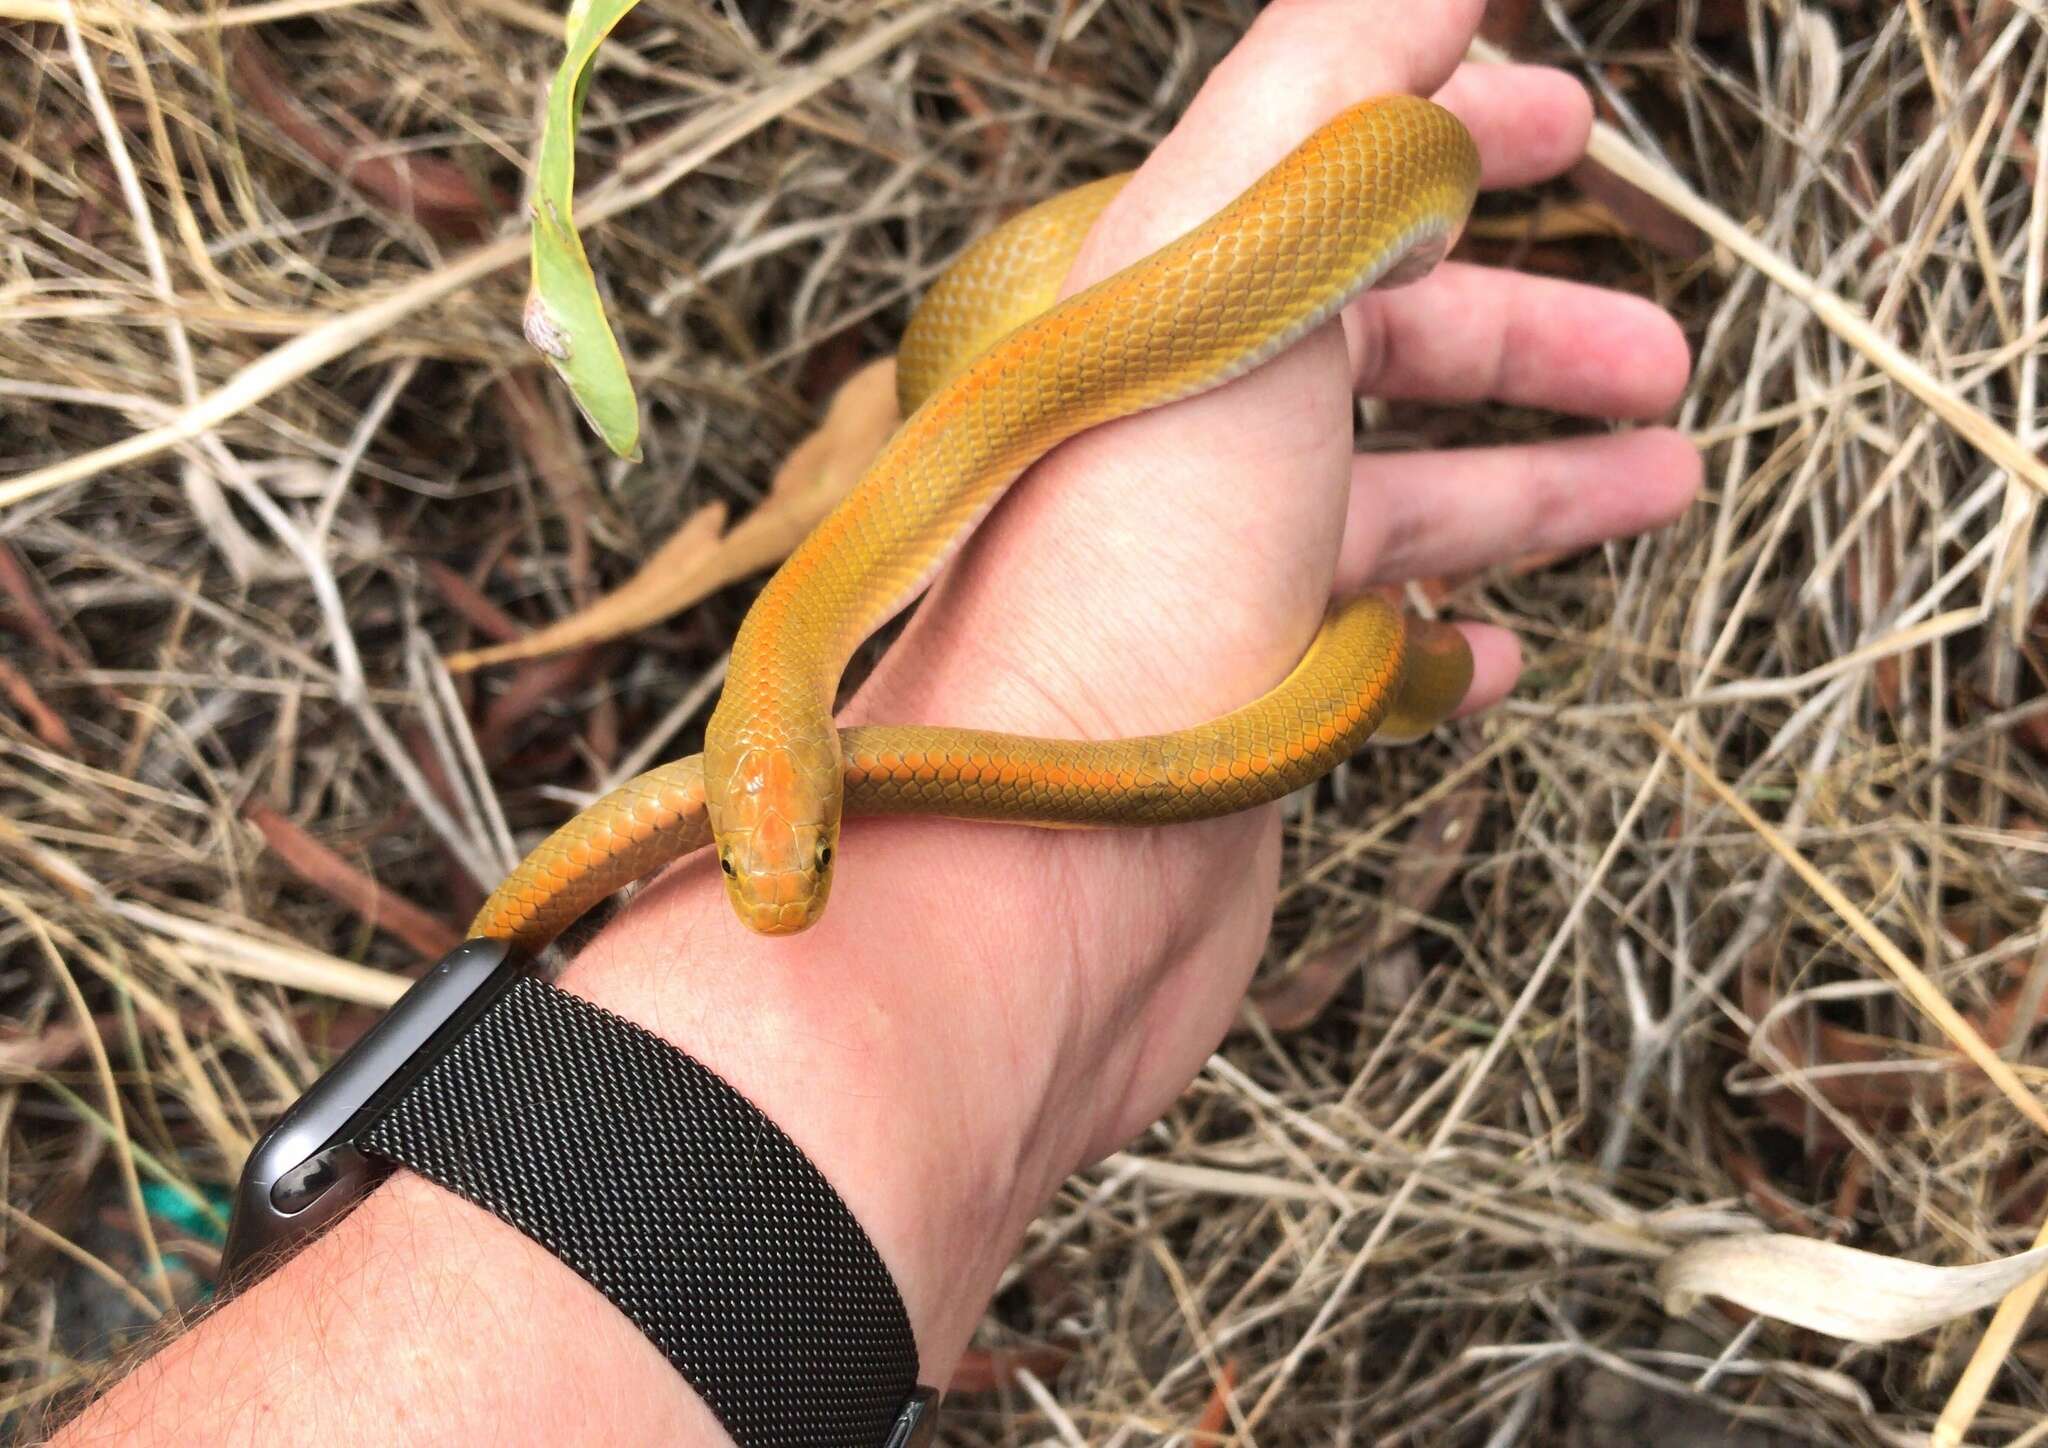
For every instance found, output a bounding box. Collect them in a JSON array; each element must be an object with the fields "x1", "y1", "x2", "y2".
[
  {"x1": 446, "y1": 357, "x2": 900, "y2": 671},
  {"x1": 0, "y1": 542, "x2": 97, "y2": 679},
  {"x1": 1567, "y1": 156, "x2": 1710, "y2": 263},
  {"x1": 1, "y1": 1016, "x2": 116, "y2": 1077},
  {"x1": 1465, "y1": 198, "x2": 1644, "y2": 244},
  {"x1": 1244, "y1": 946, "x2": 1359, "y2": 1034},
  {"x1": 422, "y1": 559, "x2": 525, "y2": 644},
  {"x1": 1659, "y1": 1234, "x2": 2048, "y2": 1344},
  {"x1": 245, "y1": 802, "x2": 462, "y2": 962},
  {"x1": 231, "y1": 34, "x2": 504, "y2": 240},
  {"x1": 1976, "y1": 957, "x2": 2048, "y2": 1051},
  {"x1": 475, "y1": 651, "x2": 602, "y2": 763},
  {"x1": 1478, "y1": 0, "x2": 1536, "y2": 48},
  {"x1": 0, "y1": 657, "x2": 78, "y2": 755},
  {"x1": 1193, "y1": 1358, "x2": 1239, "y2": 1436},
  {"x1": 946, "y1": 75, "x2": 1011, "y2": 169},
  {"x1": 1717, "y1": 1140, "x2": 1825, "y2": 1236},
  {"x1": 1830, "y1": 1152, "x2": 1871, "y2": 1226},
  {"x1": 447, "y1": 501, "x2": 728, "y2": 670},
  {"x1": 1740, "y1": 950, "x2": 1933, "y2": 1127},
  {"x1": 1244, "y1": 791, "x2": 1482, "y2": 1032},
  {"x1": 4, "y1": 1007, "x2": 224, "y2": 1078}
]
